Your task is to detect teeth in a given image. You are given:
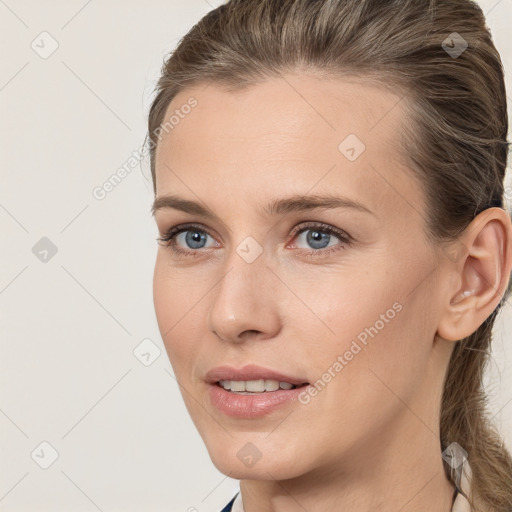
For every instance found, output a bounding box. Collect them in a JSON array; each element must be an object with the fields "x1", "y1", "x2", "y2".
[
  {"x1": 218, "y1": 379, "x2": 298, "y2": 393},
  {"x1": 264, "y1": 379, "x2": 280, "y2": 392},
  {"x1": 220, "y1": 380, "x2": 231, "y2": 390},
  {"x1": 246, "y1": 379, "x2": 265, "y2": 392},
  {"x1": 230, "y1": 380, "x2": 246, "y2": 392}
]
